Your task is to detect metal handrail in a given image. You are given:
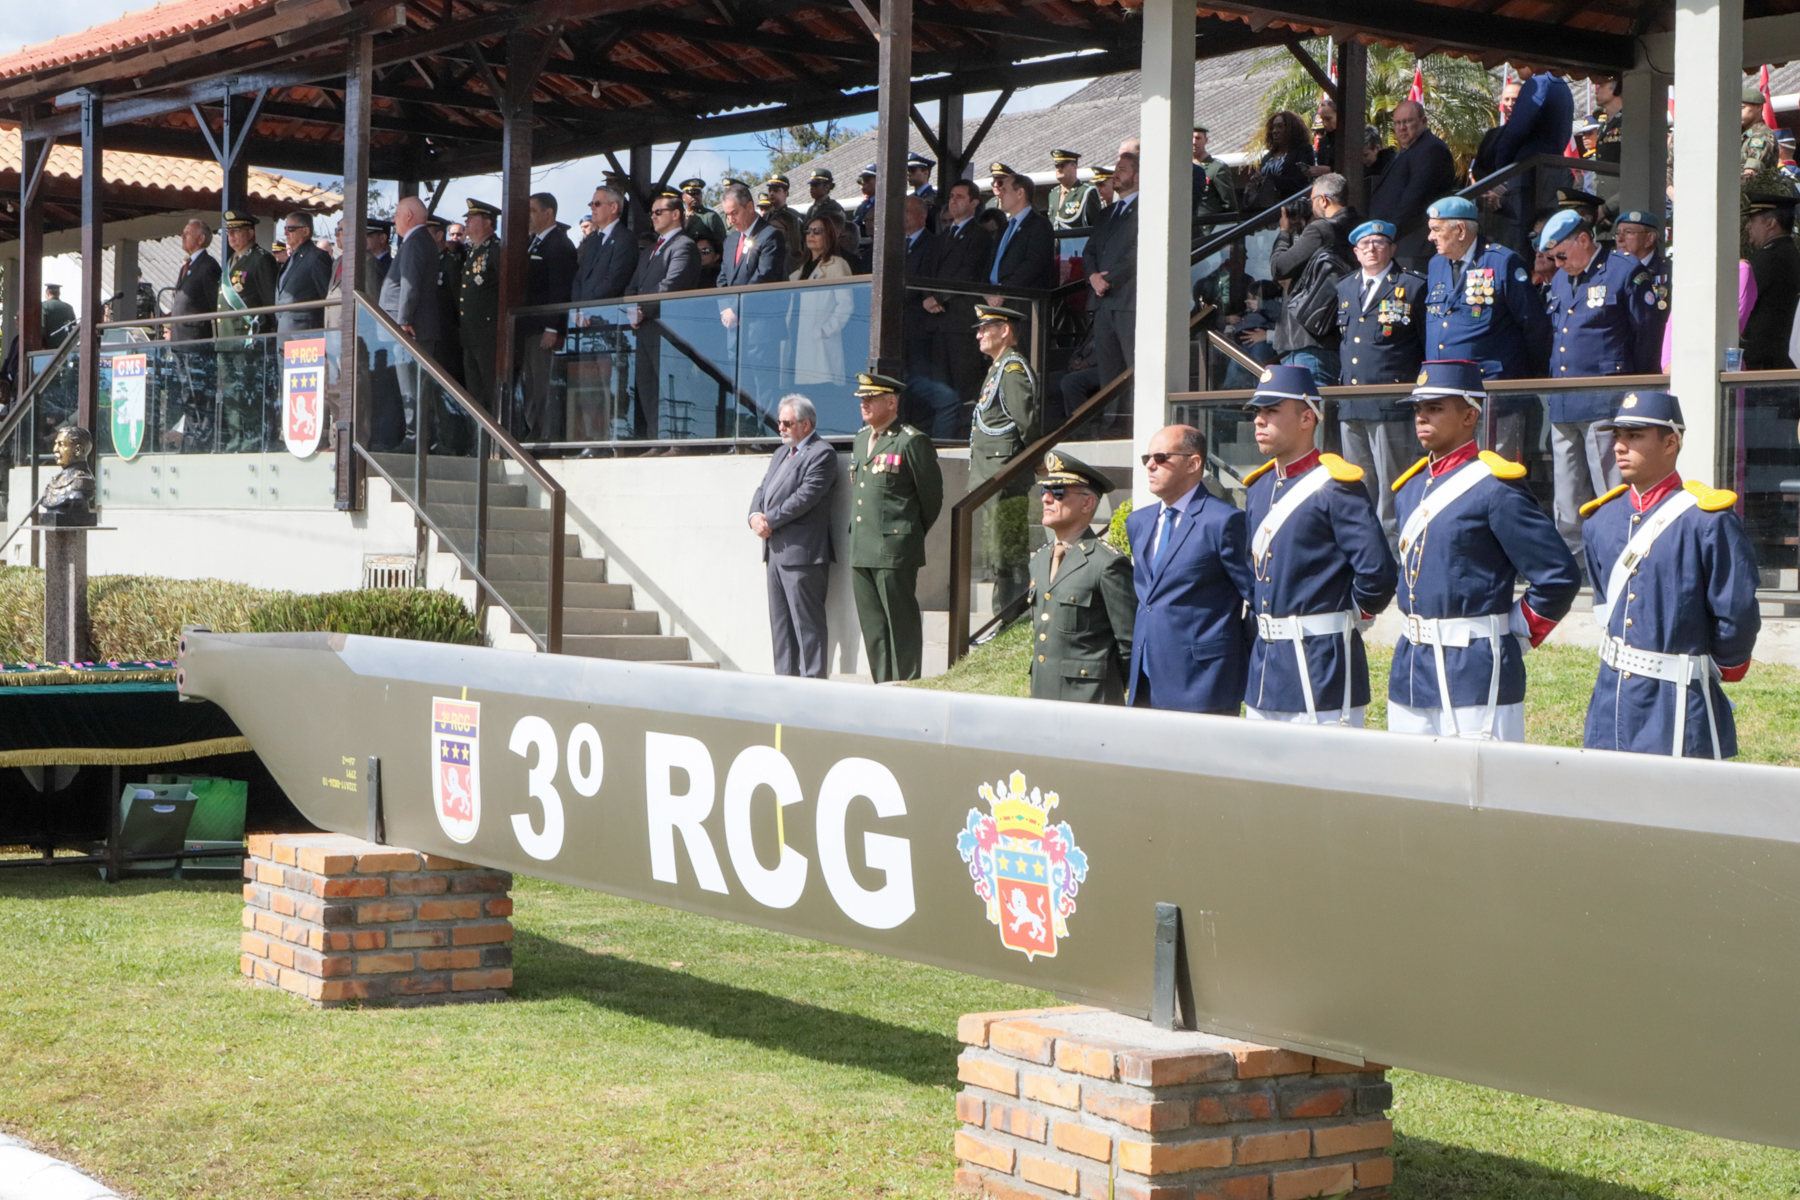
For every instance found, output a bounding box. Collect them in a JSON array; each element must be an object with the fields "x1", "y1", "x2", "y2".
[
  {"x1": 0, "y1": 329, "x2": 80, "y2": 451},
  {"x1": 1167, "y1": 371, "x2": 1673, "y2": 402},
  {"x1": 513, "y1": 274, "x2": 1056, "y2": 318},
  {"x1": 355, "y1": 296, "x2": 565, "y2": 654},
  {"x1": 948, "y1": 364, "x2": 1135, "y2": 664},
  {"x1": 1455, "y1": 153, "x2": 1619, "y2": 204},
  {"x1": 98, "y1": 298, "x2": 332, "y2": 331},
  {"x1": 1191, "y1": 184, "x2": 1315, "y2": 264}
]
